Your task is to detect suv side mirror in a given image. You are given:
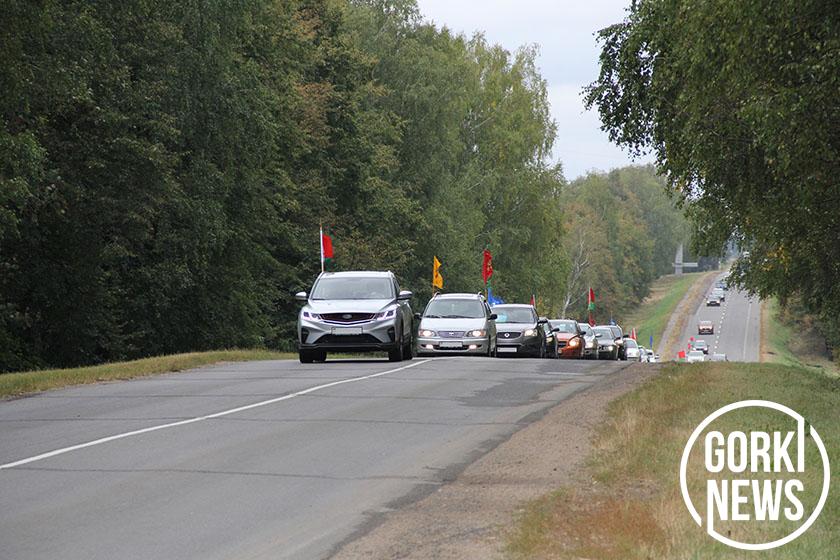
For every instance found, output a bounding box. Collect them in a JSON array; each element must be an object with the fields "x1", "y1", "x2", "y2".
[
  {"x1": 595, "y1": 333, "x2": 602, "y2": 338},
  {"x1": 551, "y1": 327, "x2": 560, "y2": 333},
  {"x1": 295, "y1": 291, "x2": 308, "y2": 301},
  {"x1": 489, "y1": 313, "x2": 498, "y2": 320},
  {"x1": 537, "y1": 318, "x2": 548, "y2": 325},
  {"x1": 413, "y1": 312, "x2": 422, "y2": 321},
  {"x1": 398, "y1": 290, "x2": 413, "y2": 301}
]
